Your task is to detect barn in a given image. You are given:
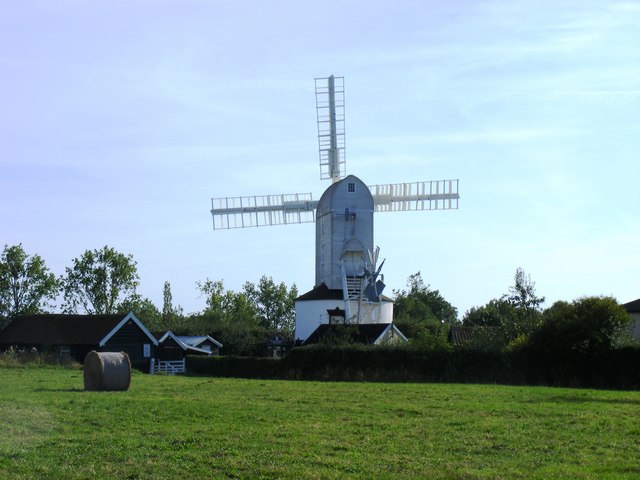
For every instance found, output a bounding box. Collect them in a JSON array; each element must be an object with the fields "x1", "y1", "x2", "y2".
[{"x1": 0, "y1": 312, "x2": 158, "y2": 371}]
